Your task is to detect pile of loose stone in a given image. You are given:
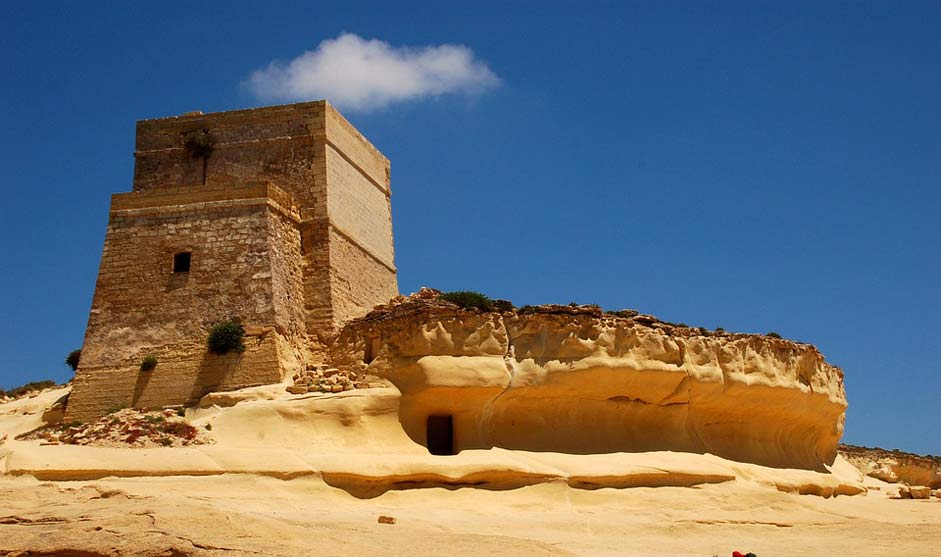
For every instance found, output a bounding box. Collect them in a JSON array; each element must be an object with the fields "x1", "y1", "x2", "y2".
[
  {"x1": 287, "y1": 365, "x2": 370, "y2": 395},
  {"x1": 18, "y1": 408, "x2": 209, "y2": 448}
]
